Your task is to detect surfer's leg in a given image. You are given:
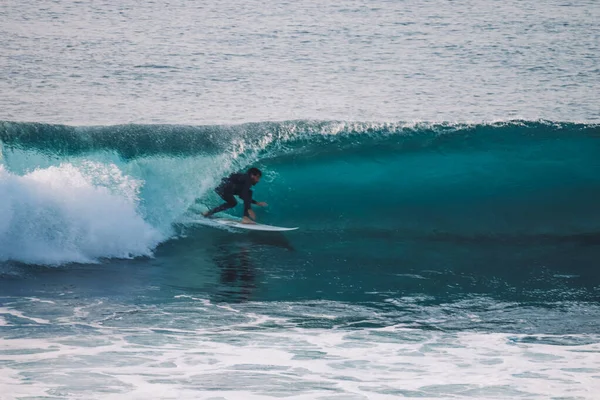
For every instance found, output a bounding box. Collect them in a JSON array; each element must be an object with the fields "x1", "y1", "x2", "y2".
[{"x1": 204, "y1": 190, "x2": 237, "y2": 217}]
